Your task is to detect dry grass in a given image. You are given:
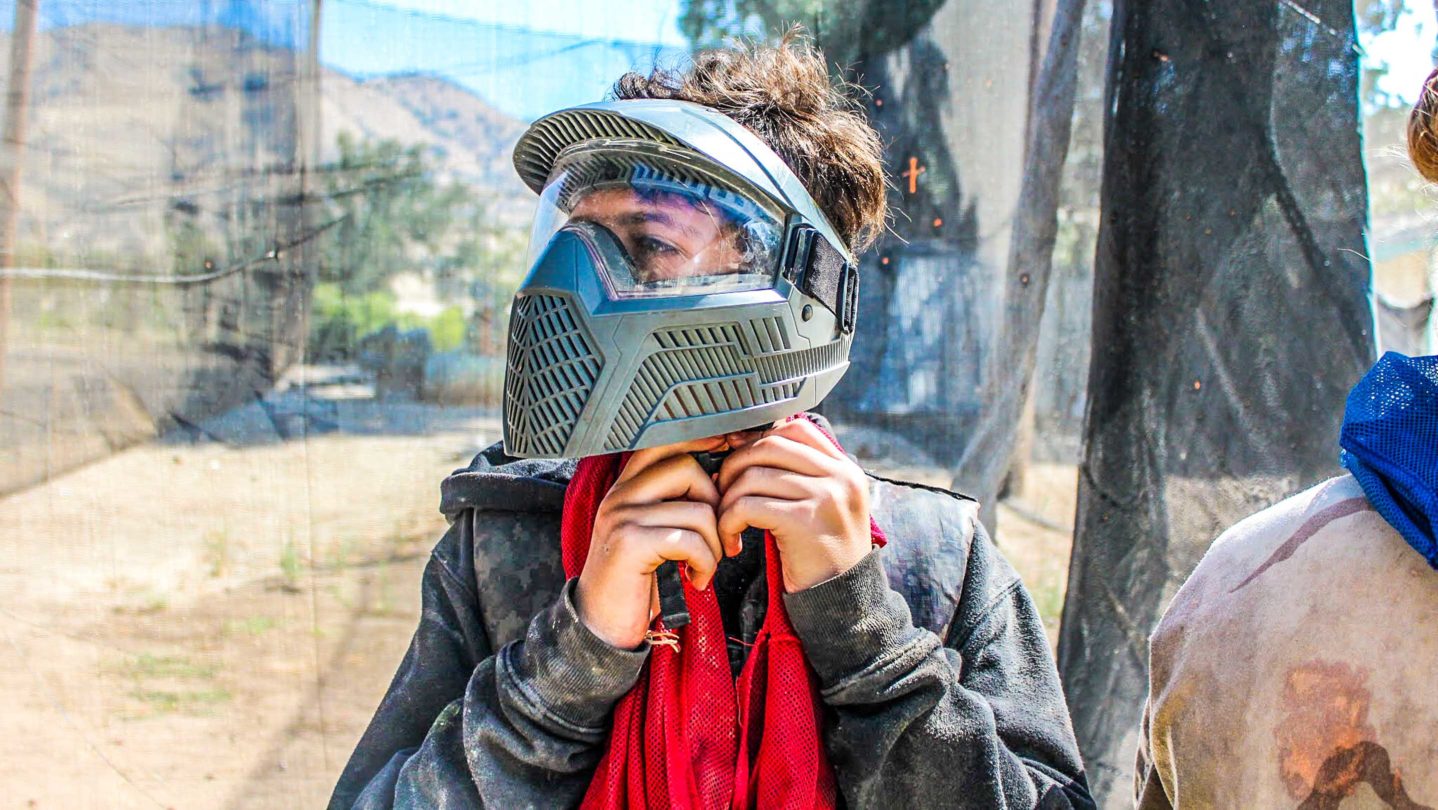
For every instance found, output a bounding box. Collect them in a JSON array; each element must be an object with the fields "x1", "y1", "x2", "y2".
[{"x1": 1, "y1": 408, "x2": 1078, "y2": 807}]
